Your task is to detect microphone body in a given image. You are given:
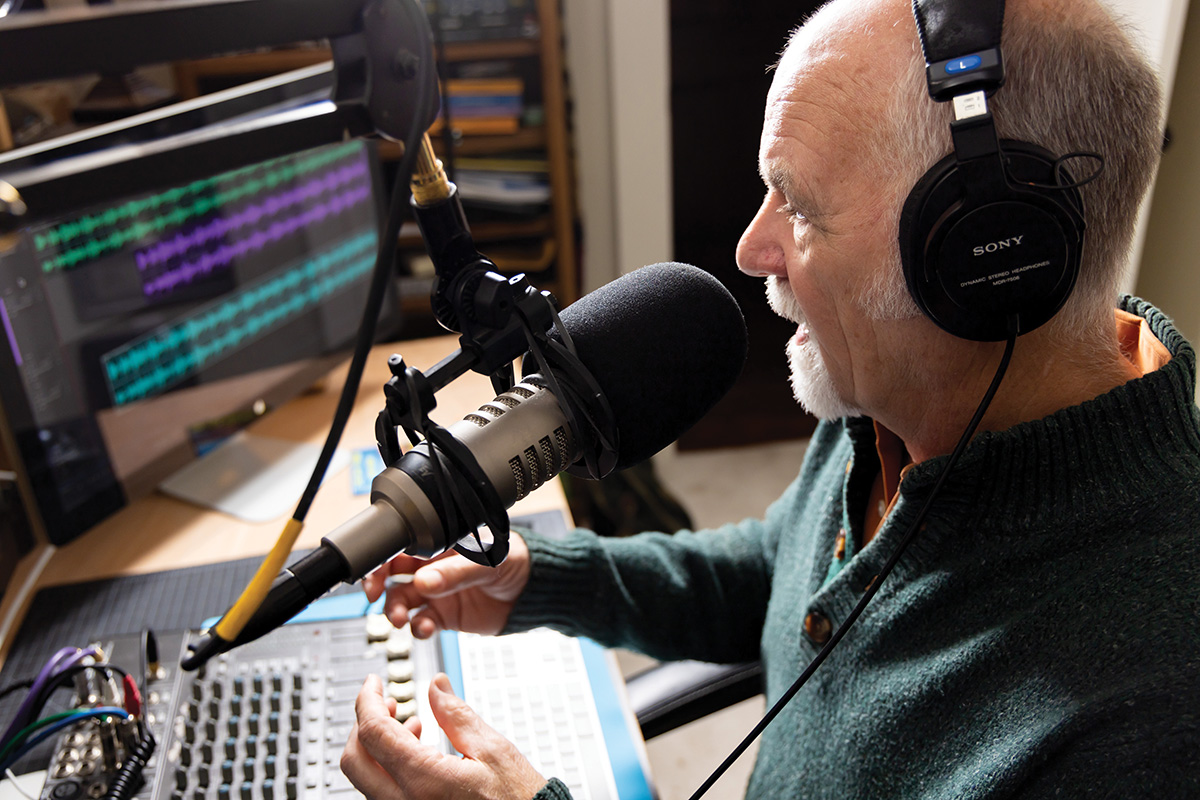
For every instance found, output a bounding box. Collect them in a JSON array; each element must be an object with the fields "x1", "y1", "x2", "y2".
[
  {"x1": 217, "y1": 378, "x2": 576, "y2": 655},
  {"x1": 326, "y1": 378, "x2": 577, "y2": 577},
  {"x1": 183, "y1": 262, "x2": 747, "y2": 666}
]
